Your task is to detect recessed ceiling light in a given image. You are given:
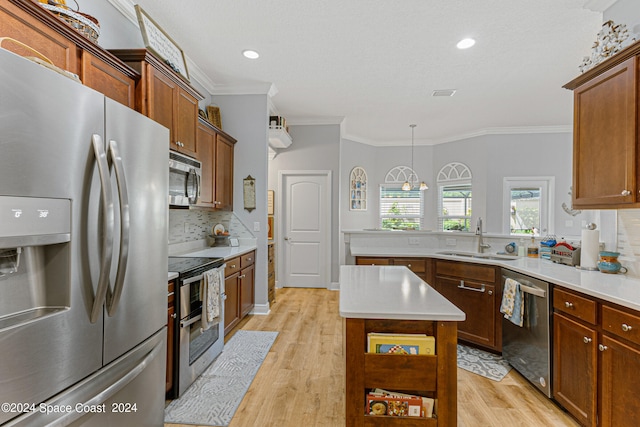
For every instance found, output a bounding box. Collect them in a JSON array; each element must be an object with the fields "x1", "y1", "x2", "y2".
[
  {"x1": 242, "y1": 49, "x2": 260, "y2": 59},
  {"x1": 456, "y1": 38, "x2": 476, "y2": 49}
]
